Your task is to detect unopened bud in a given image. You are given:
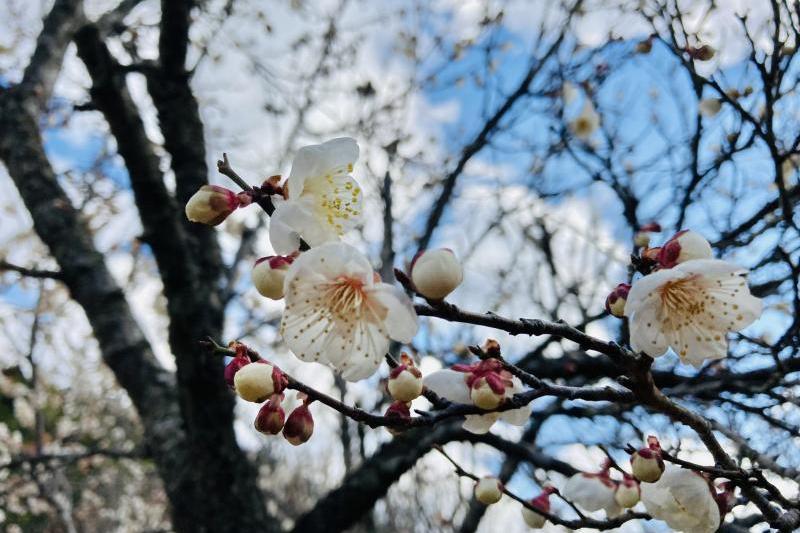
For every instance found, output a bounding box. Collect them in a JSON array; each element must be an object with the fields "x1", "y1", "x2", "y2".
[
  {"x1": 657, "y1": 230, "x2": 713, "y2": 268},
  {"x1": 522, "y1": 487, "x2": 554, "y2": 529},
  {"x1": 224, "y1": 355, "x2": 251, "y2": 389},
  {"x1": 388, "y1": 354, "x2": 423, "y2": 402},
  {"x1": 482, "y1": 339, "x2": 501, "y2": 357},
  {"x1": 254, "y1": 396, "x2": 285, "y2": 435},
  {"x1": 411, "y1": 248, "x2": 464, "y2": 300},
  {"x1": 185, "y1": 185, "x2": 246, "y2": 225},
  {"x1": 251, "y1": 255, "x2": 294, "y2": 299},
  {"x1": 470, "y1": 377, "x2": 504, "y2": 410},
  {"x1": 474, "y1": 476, "x2": 503, "y2": 505},
  {"x1": 631, "y1": 435, "x2": 665, "y2": 483},
  {"x1": 633, "y1": 231, "x2": 651, "y2": 248},
  {"x1": 384, "y1": 400, "x2": 411, "y2": 435},
  {"x1": 283, "y1": 404, "x2": 314, "y2": 445},
  {"x1": 605, "y1": 283, "x2": 631, "y2": 318},
  {"x1": 699, "y1": 98, "x2": 722, "y2": 117},
  {"x1": 234, "y1": 361, "x2": 276, "y2": 402},
  {"x1": 615, "y1": 475, "x2": 640, "y2": 508},
  {"x1": 687, "y1": 44, "x2": 715, "y2": 61},
  {"x1": 635, "y1": 39, "x2": 652, "y2": 54}
]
